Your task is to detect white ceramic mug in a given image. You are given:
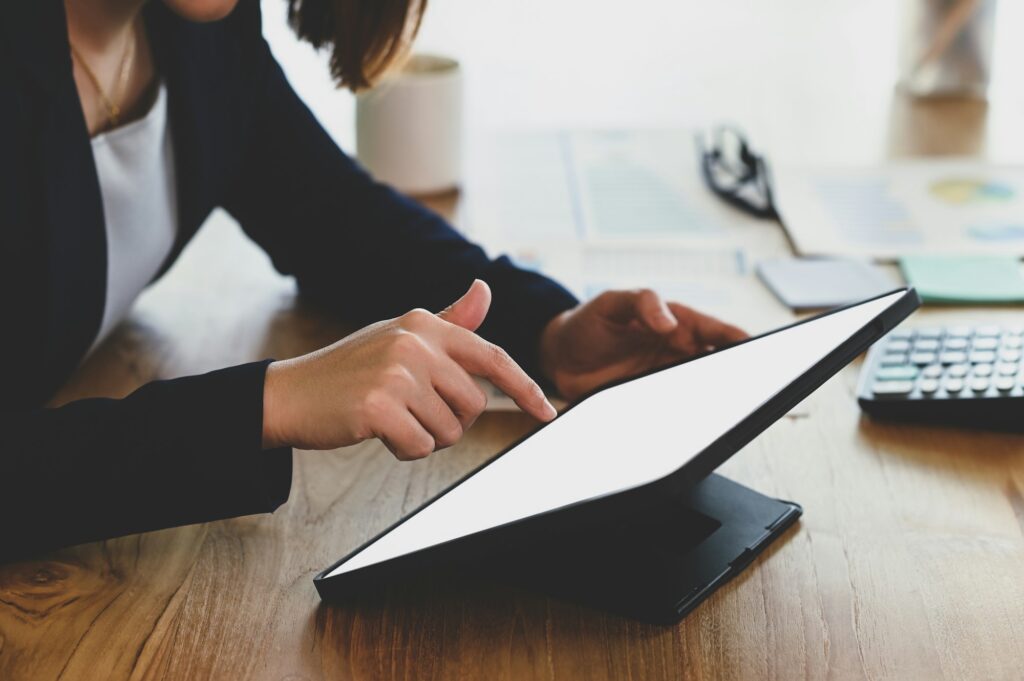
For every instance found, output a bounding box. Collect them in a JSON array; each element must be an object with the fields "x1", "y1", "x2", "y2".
[{"x1": 355, "y1": 53, "x2": 463, "y2": 195}]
